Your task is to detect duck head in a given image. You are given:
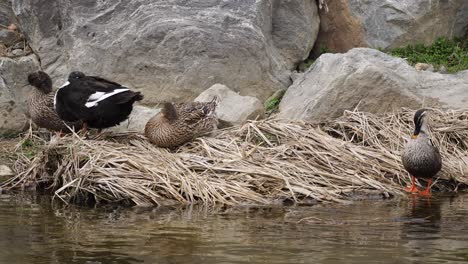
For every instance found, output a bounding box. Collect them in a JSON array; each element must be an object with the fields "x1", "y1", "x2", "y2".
[
  {"x1": 27, "y1": 71, "x2": 52, "y2": 93},
  {"x1": 68, "y1": 71, "x2": 86, "y2": 81},
  {"x1": 412, "y1": 108, "x2": 429, "y2": 139},
  {"x1": 161, "y1": 102, "x2": 178, "y2": 122}
]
